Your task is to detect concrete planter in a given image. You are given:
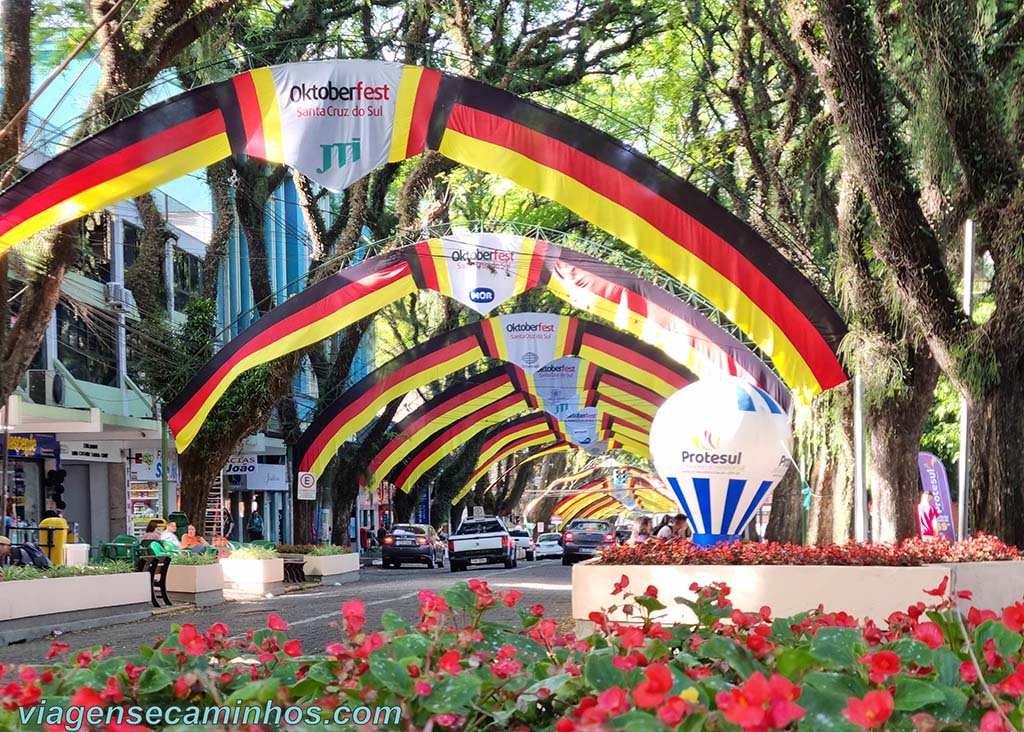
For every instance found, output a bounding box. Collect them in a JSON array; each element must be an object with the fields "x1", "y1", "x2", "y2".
[
  {"x1": 166, "y1": 563, "x2": 225, "y2": 606},
  {"x1": 572, "y1": 560, "x2": 1024, "y2": 629},
  {"x1": 0, "y1": 572, "x2": 152, "y2": 646},
  {"x1": 303, "y1": 552, "x2": 360, "y2": 584},
  {"x1": 220, "y1": 558, "x2": 285, "y2": 595}
]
